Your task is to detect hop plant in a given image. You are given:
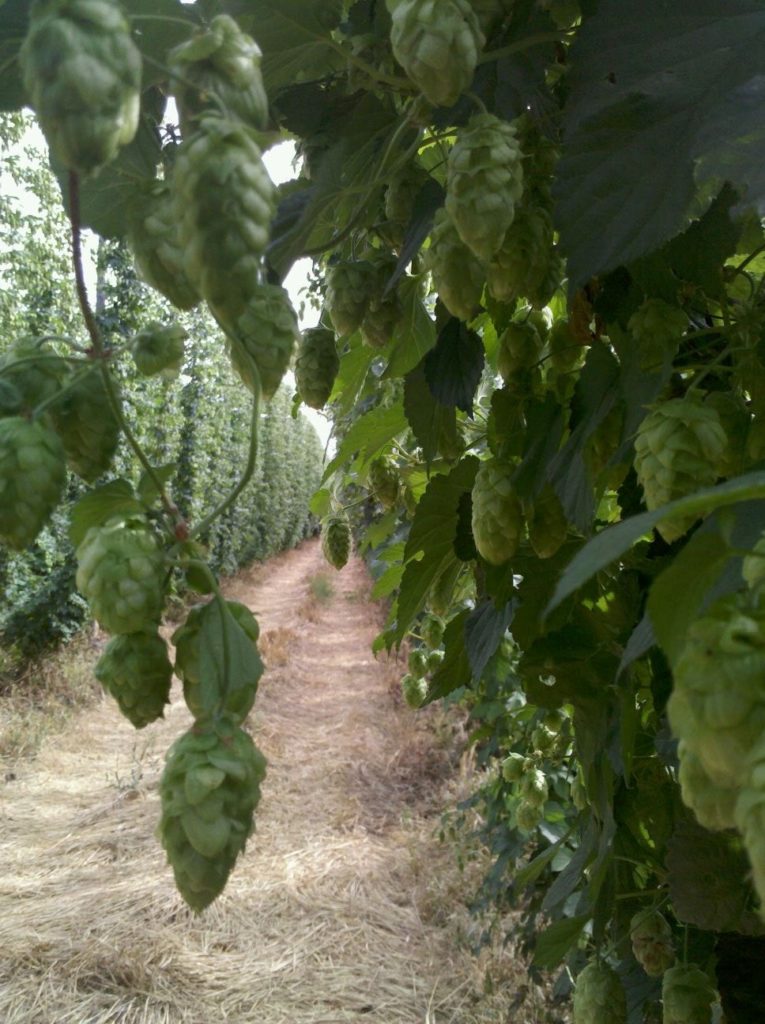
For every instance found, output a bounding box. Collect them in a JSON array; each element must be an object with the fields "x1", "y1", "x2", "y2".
[
  {"x1": 425, "y1": 207, "x2": 485, "y2": 322},
  {"x1": 528, "y1": 485, "x2": 567, "y2": 559},
  {"x1": 548, "y1": 318, "x2": 585, "y2": 374},
  {"x1": 428, "y1": 649, "x2": 445, "y2": 672},
  {"x1": 520, "y1": 767, "x2": 548, "y2": 807},
  {"x1": 169, "y1": 14, "x2": 268, "y2": 135},
  {"x1": 386, "y1": 0, "x2": 484, "y2": 108},
  {"x1": 661, "y1": 965, "x2": 717, "y2": 1024},
  {"x1": 735, "y1": 735, "x2": 765, "y2": 919},
  {"x1": 486, "y1": 203, "x2": 554, "y2": 304},
  {"x1": 628, "y1": 298, "x2": 687, "y2": 371},
  {"x1": 0, "y1": 340, "x2": 68, "y2": 412},
  {"x1": 633, "y1": 395, "x2": 728, "y2": 542},
  {"x1": 295, "y1": 327, "x2": 339, "y2": 409},
  {"x1": 368, "y1": 456, "x2": 399, "y2": 509},
  {"x1": 743, "y1": 531, "x2": 765, "y2": 590},
  {"x1": 630, "y1": 911, "x2": 676, "y2": 977},
  {"x1": 585, "y1": 405, "x2": 627, "y2": 488},
  {"x1": 471, "y1": 0, "x2": 514, "y2": 35},
  {"x1": 360, "y1": 262, "x2": 403, "y2": 348},
  {"x1": 0, "y1": 417, "x2": 66, "y2": 550},
  {"x1": 446, "y1": 113, "x2": 524, "y2": 261},
  {"x1": 402, "y1": 673, "x2": 428, "y2": 708},
  {"x1": 50, "y1": 365, "x2": 120, "y2": 483},
  {"x1": 668, "y1": 595, "x2": 765, "y2": 798},
  {"x1": 20, "y1": 0, "x2": 141, "y2": 174},
  {"x1": 158, "y1": 718, "x2": 266, "y2": 911},
  {"x1": 228, "y1": 284, "x2": 300, "y2": 399},
  {"x1": 174, "y1": 116, "x2": 276, "y2": 329},
  {"x1": 515, "y1": 799, "x2": 543, "y2": 831},
  {"x1": 471, "y1": 458, "x2": 524, "y2": 565},
  {"x1": 76, "y1": 519, "x2": 165, "y2": 634},
  {"x1": 132, "y1": 322, "x2": 187, "y2": 379},
  {"x1": 381, "y1": 163, "x2": 429, "y2": 247},
  {"x1": 127, "y1": 180, "x2": 200, "y2": 311},
  {"x1": 677, "y1": 743, "x2": 737, "y2": 832},
  {"x1": 573, "y1": 962, "x2": 627, "y2": 1024},
  {"x1": 325, "y1": 261, "x2": 375, "y2": 337},
  {"x1": 496, "y1": 321, "x2": 543, "y2": 391},
  {"x1": 704, "y1": 390, "x2": 750, "y2": 479},
  {"x1": 502, "y1": 752, "x2": 524, "y2": 782},
  {"x1": 322, "y1": 511, "x2": 351, "y2": 570},
  {"x1": 95, "y1": 632, "x2": 173, "y2": 728},
  {"x1": 408, "y1": 648, "x2": 429, "y2": 678},
  {"x1": 421, "y1": 613, "x2": 445, "y2": 649}
]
